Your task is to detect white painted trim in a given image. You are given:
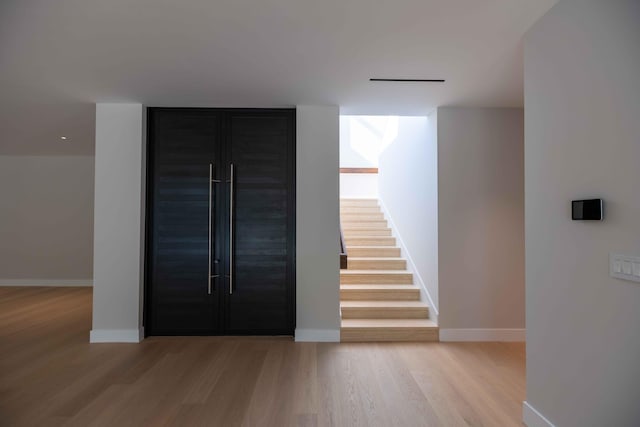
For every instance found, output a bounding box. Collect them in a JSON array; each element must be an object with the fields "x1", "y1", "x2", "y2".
[
  {"x1": 89, "y1": 328, "x2": 144, "y2": 343},
  {"x1": 378, "y1": 198, "x2": 439, "y2": 323},
  {"x1": 439, "y1": 328, "x2": 525, "y2": 342},
  {"x1": 295, "y1": 329, "x2": 340, "y2": 342},
  {"x1": 523, "y1": 401, "x2": 555, "y2": 427},
  {"x1": 0, "y1": 279, "x2": 93, "y2": 287}
]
